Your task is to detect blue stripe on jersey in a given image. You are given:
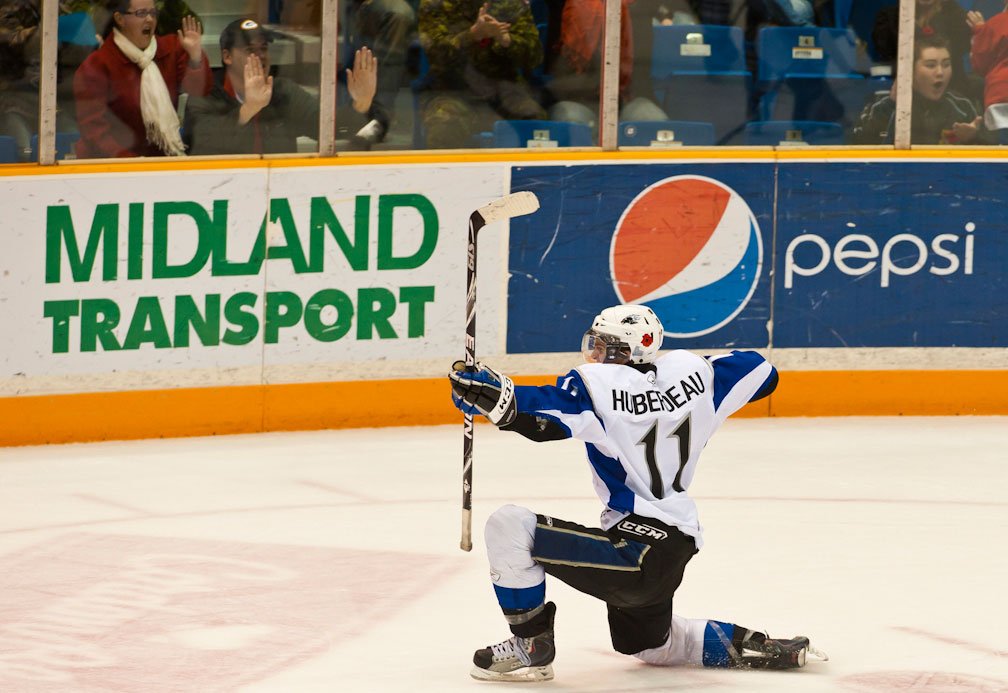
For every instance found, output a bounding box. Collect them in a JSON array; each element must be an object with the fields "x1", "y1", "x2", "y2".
[
  {"x1": 515, "y1": 369, "x2": 596, "y2": 418},
  {"x1": 702, "y1": 620, "x2": 737, "y2": 667},
  {"x1": 493, "y1": 581, "x2": 546, "y2": 611},
  {"x1": 533, "y1": 524, "x2": 647, "y2": 569},
  {"x1": 708, "y1": 350, "x2": 776, "y2": 412},
  {"x1": 585, "y1": 444, "x2": 635, "y2": 514}
]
